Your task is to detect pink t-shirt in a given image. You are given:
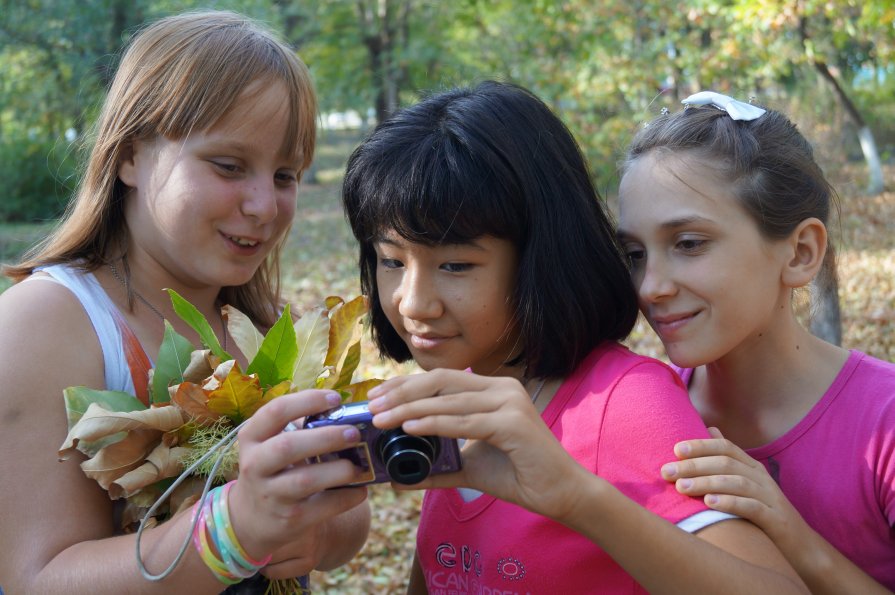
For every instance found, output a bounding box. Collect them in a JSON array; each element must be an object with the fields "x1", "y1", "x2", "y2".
[
  {"x1": 675, "y1": 350, "x2": 895, "y2": 589},
  {"x1": 417, "y1": 343, "x2": 723, "y2": 594}
]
